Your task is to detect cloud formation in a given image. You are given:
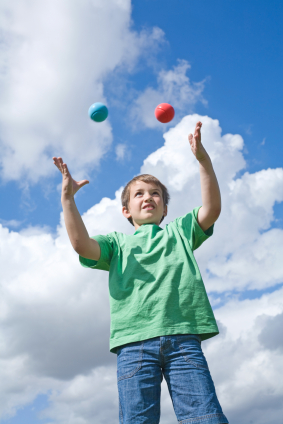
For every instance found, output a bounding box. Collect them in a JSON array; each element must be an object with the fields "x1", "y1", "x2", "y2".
[
  {"x1": 115, "y1": 143, "x2": 130, "y2": 161},
  {"x1": 1, "y1": 114, "x2": 283, "y2": 423},
  {"x1": 0, "y1": 0, "x2": 164, "y2": 183},
  {"x1": 131, "y1": 60, "x2": 207, "y2": 129}
]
